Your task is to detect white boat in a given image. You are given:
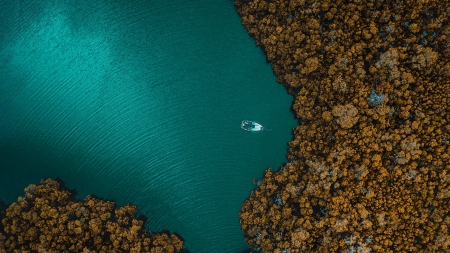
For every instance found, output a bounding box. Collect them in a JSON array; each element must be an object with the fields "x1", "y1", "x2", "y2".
[{"x1": 241, "y1": 120, "x2": 271, "y2": 132}]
